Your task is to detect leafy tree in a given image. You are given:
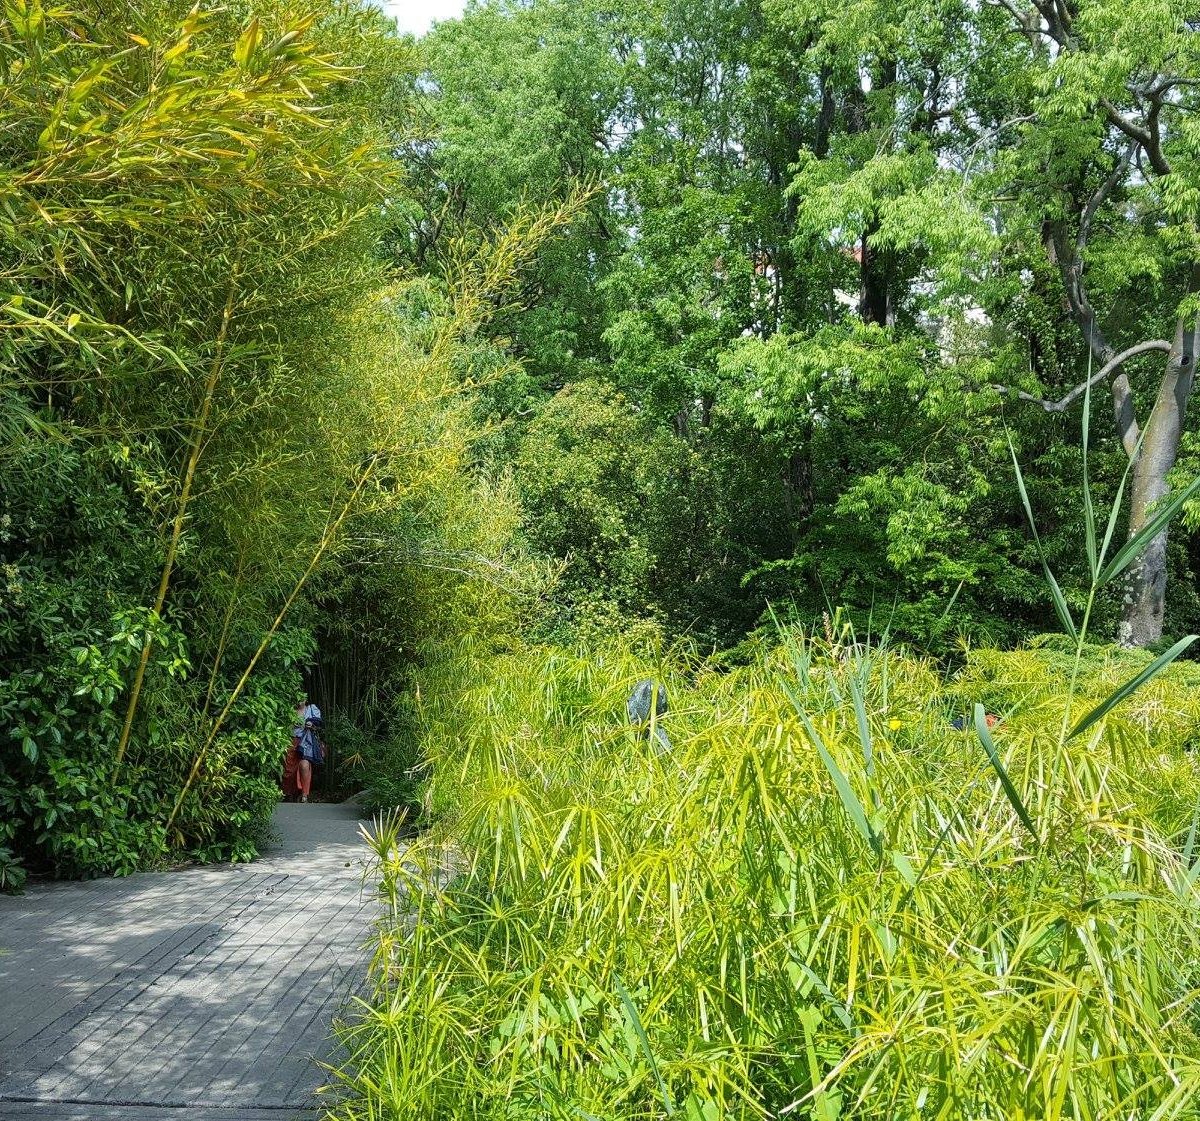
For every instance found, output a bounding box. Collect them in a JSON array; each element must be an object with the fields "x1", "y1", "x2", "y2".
[{"x1": 772, "y1": 0, "x2": 1200, "y2": 646}]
